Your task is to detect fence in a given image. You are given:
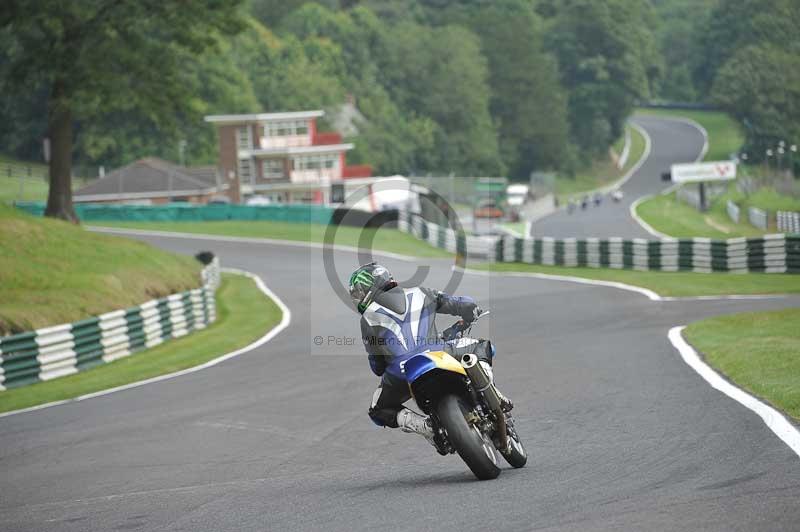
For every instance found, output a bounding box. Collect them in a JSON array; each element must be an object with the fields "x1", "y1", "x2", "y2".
[
  {"x1": 748, "y1": 207, "x2": 769, "y2": 230},
  {"x1": 677, "y1": 186, "x2": 703, "y2": 210},
  {"x1": 777, "y1": 211, "x2": 800, "y2": 233},
  {"x1": 493, "y1": 234, "x2": 800, "y2": 273},
  {"x1": 15, "y1": 202, "x2": 334, "y2": 224},
  {"x1": 1, "y1": 162, "x2": 48, "y2": 182},
  {"x1": 0, "y1": 259, "x2": 220, "y2": 391},
  {"x1": 397, "y1": 211, "x2": 495, "y2": 258},
  {"x1": 726, "y1": 200, "x2": 740, "y2": 223}
]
